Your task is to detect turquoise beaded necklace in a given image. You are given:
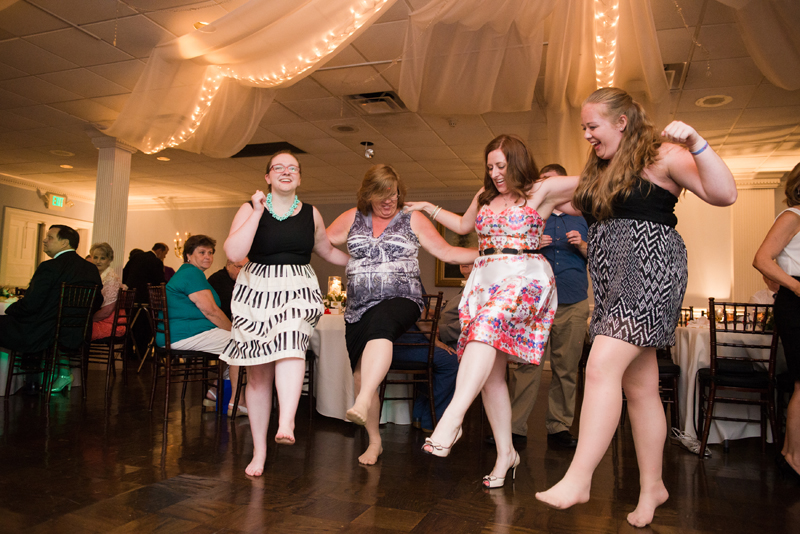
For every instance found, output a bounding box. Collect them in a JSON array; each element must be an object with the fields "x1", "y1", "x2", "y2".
[{"x1": 266, "y1": 193, "x2": 299, "y2": 221}]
